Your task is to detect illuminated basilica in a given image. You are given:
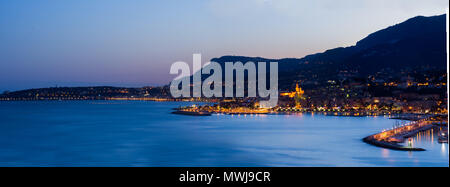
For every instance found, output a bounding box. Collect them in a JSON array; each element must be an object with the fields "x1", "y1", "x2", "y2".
[{"x1": 280, "y1": 83, "x2": 305, "y2": 108}]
